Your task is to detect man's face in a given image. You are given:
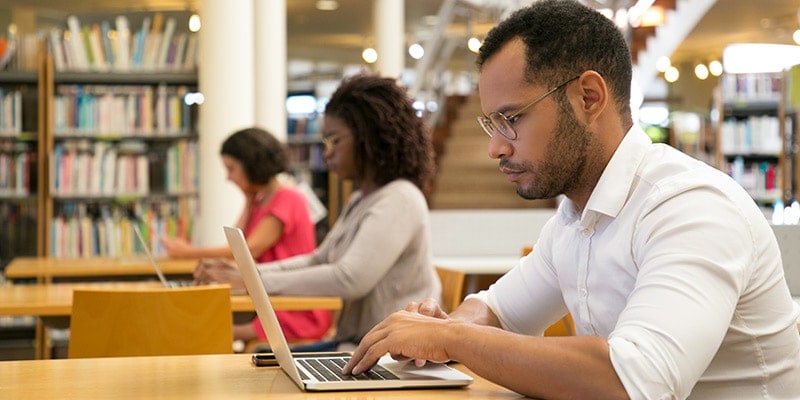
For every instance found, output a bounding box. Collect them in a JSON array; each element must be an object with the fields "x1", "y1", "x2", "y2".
[{"x1": 478, "y1": 38, "x2": 590, "y2": 200}]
